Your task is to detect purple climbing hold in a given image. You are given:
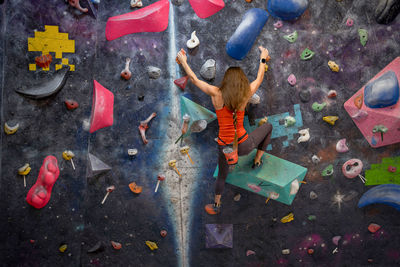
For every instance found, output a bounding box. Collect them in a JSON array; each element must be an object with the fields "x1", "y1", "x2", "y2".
[
  {"x1": 268, "y1": 0, "x2": 309, "y2": 21},
  {"x1": 205, "y1": 224, "x2": 233, "y2": 249},
  {"x1": 364, "y1": 71, "x2": 399, "y2": 109}
]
